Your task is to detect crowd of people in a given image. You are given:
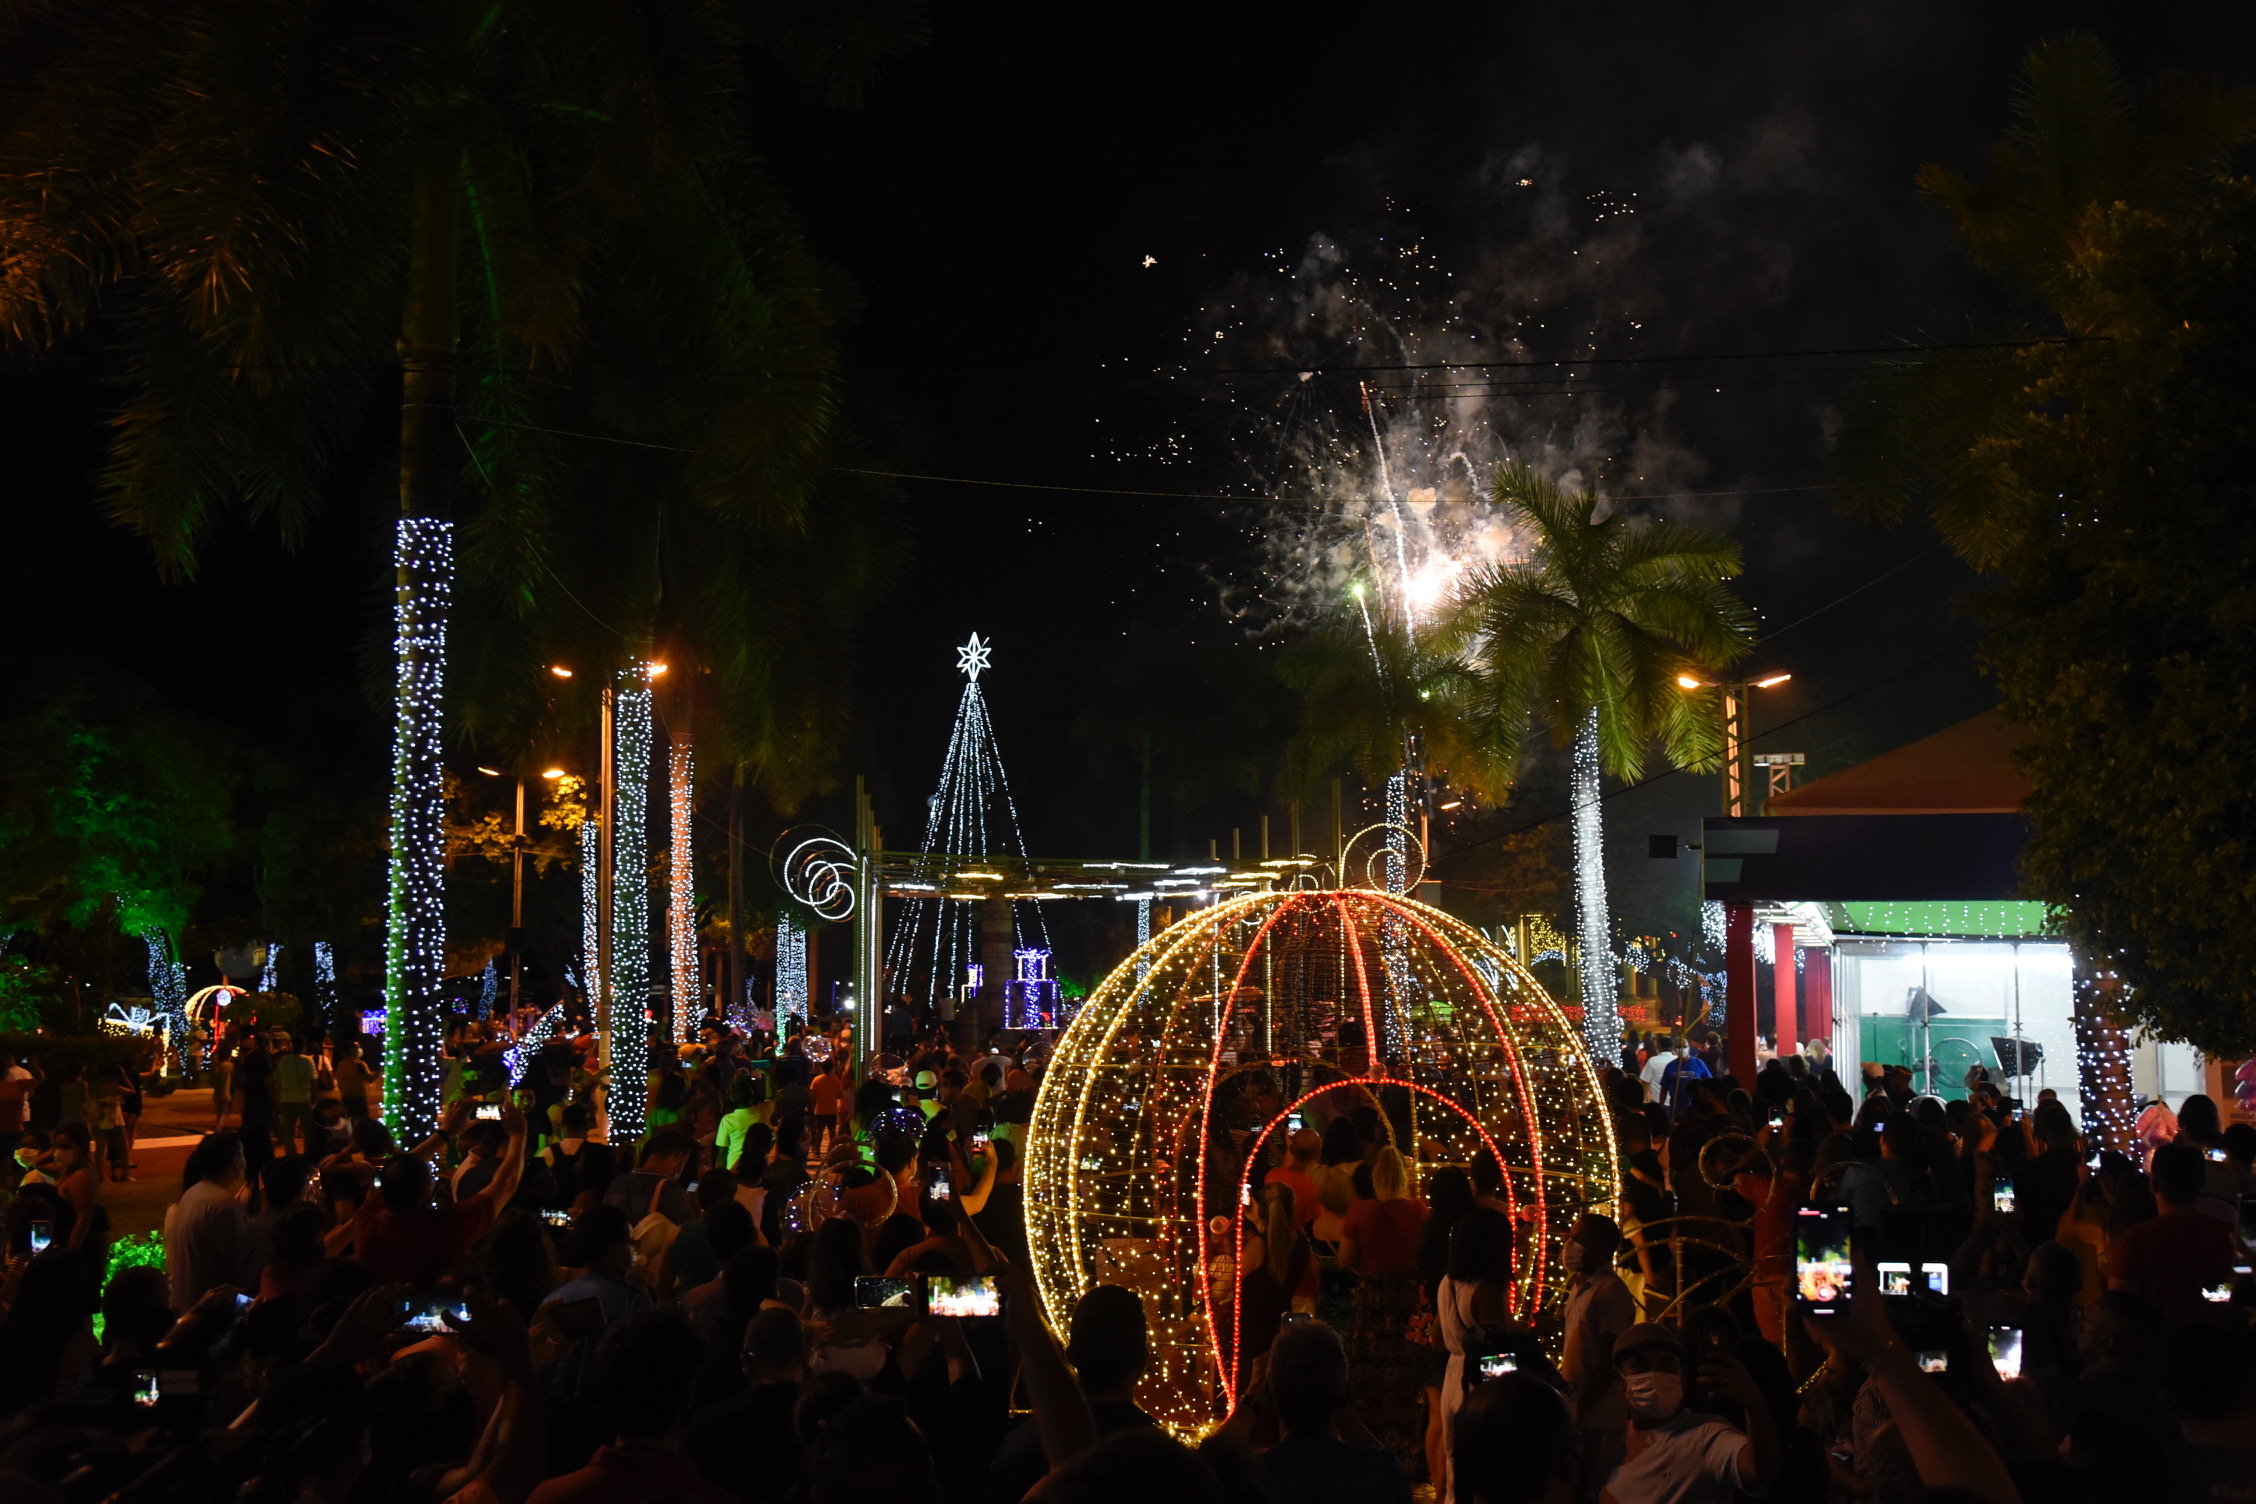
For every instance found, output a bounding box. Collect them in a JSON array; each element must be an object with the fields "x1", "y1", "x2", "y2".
[{"x1": 0, "y1": 1004, "x2": 2248, "y2": 1504}]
